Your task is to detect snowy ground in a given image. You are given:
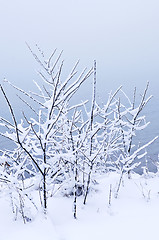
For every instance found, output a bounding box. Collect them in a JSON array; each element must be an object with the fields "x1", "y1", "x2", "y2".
[{"x1": 0, "y1": 172, "x2": 159, "y2": 240}]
